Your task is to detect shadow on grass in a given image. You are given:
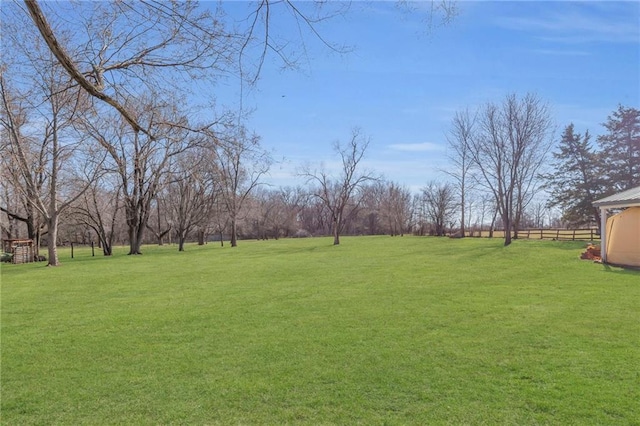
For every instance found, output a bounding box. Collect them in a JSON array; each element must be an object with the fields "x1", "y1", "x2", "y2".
[
  {"x1": 601, "y1": 264, "x2": 640, "y2": 276},
  {"x1": 512, "y1": 239, "x2": 587, "y2": 250}
]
